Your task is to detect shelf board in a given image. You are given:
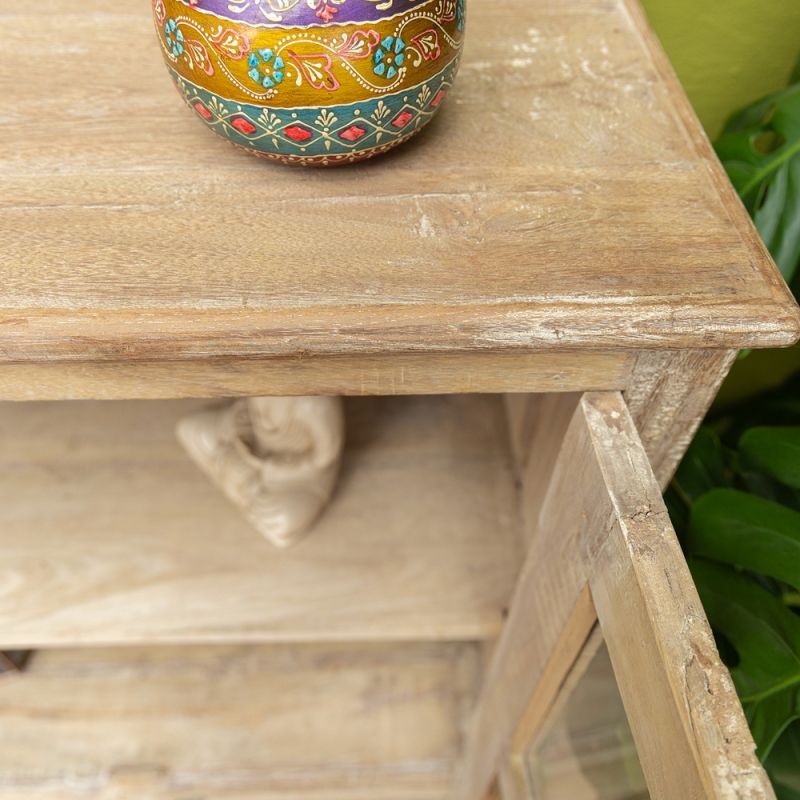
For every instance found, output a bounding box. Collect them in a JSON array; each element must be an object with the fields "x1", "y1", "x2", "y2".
[
  {"x1": 0, "y1": 641, "x2": 478, "y2": 799},
  {"x1": 1, "y1": 0, "x2": 797, "y2": 384},
  {"x1": 0, "y1": 395, "x2": 521, "y2": 646}
]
